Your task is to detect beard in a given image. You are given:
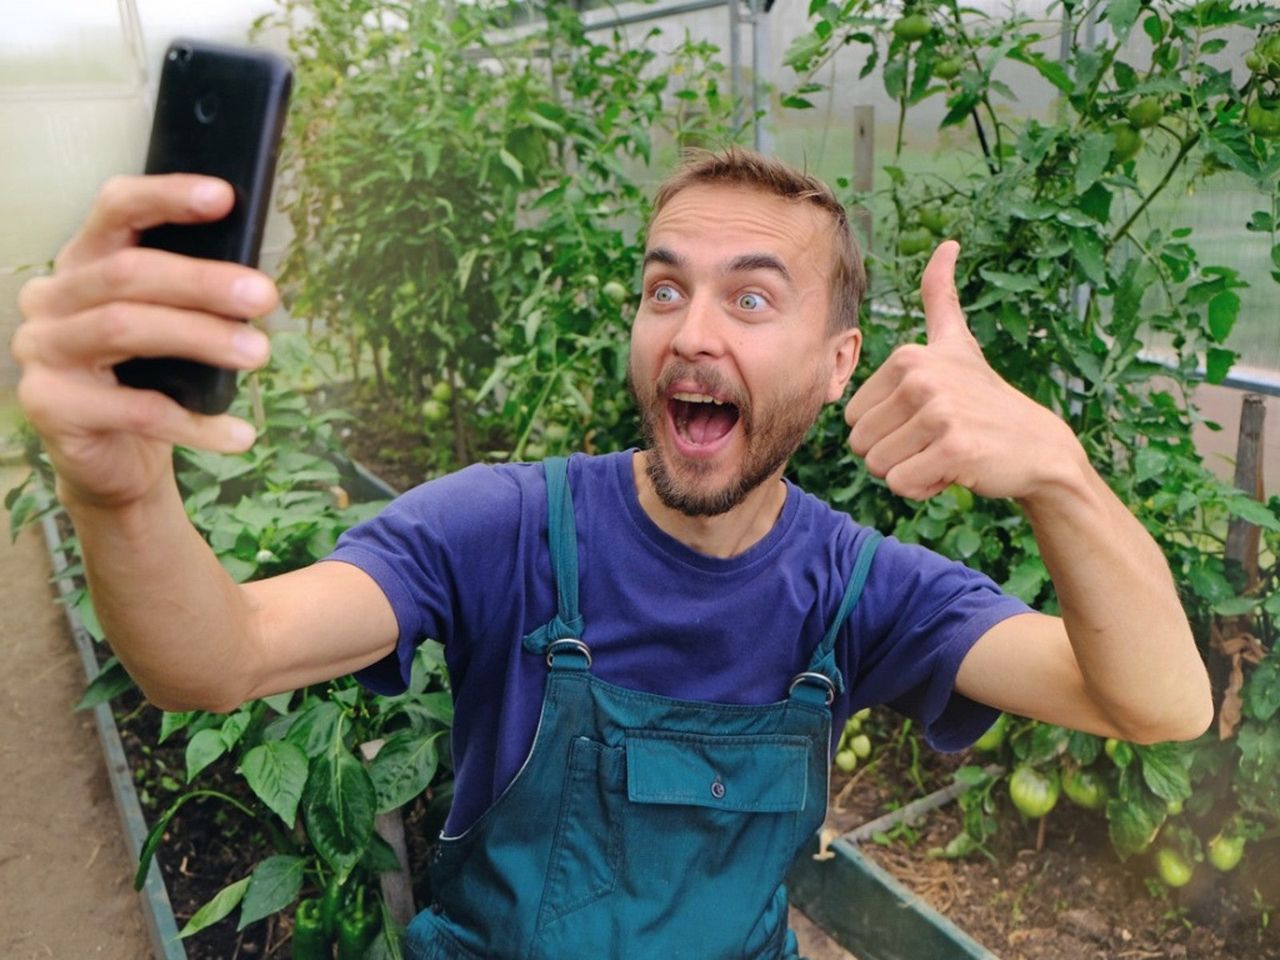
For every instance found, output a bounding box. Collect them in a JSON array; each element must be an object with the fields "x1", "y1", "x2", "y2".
[{"x1": 628, "y1": 359, "x2": 828, "y2": 517}]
